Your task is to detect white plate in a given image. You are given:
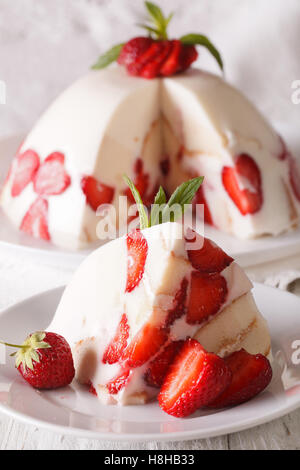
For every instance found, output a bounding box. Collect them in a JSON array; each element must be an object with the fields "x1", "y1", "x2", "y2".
[
  {"x1": 0, "y1": 283, "x2": 299, "y2": 441},
  {"x1": 1, "y1": 134, "x2": 300, "y2": 269}
]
